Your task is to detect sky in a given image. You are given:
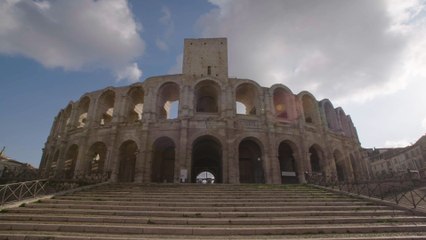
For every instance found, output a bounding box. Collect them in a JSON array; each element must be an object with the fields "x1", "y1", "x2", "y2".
[{"x1": 0, "y1": 0, "x2": 426, "y2": 168}]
